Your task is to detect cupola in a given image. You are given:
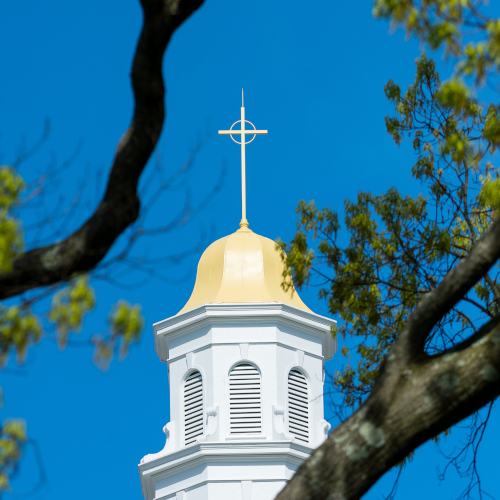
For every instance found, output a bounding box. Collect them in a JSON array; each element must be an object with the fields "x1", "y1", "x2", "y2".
[
  {"x1": 138, "y1": 95, "x2": 336, "y2": 500},
  {"x1": 179, "y1": 226, "x2": 310, "y2": 314}
]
